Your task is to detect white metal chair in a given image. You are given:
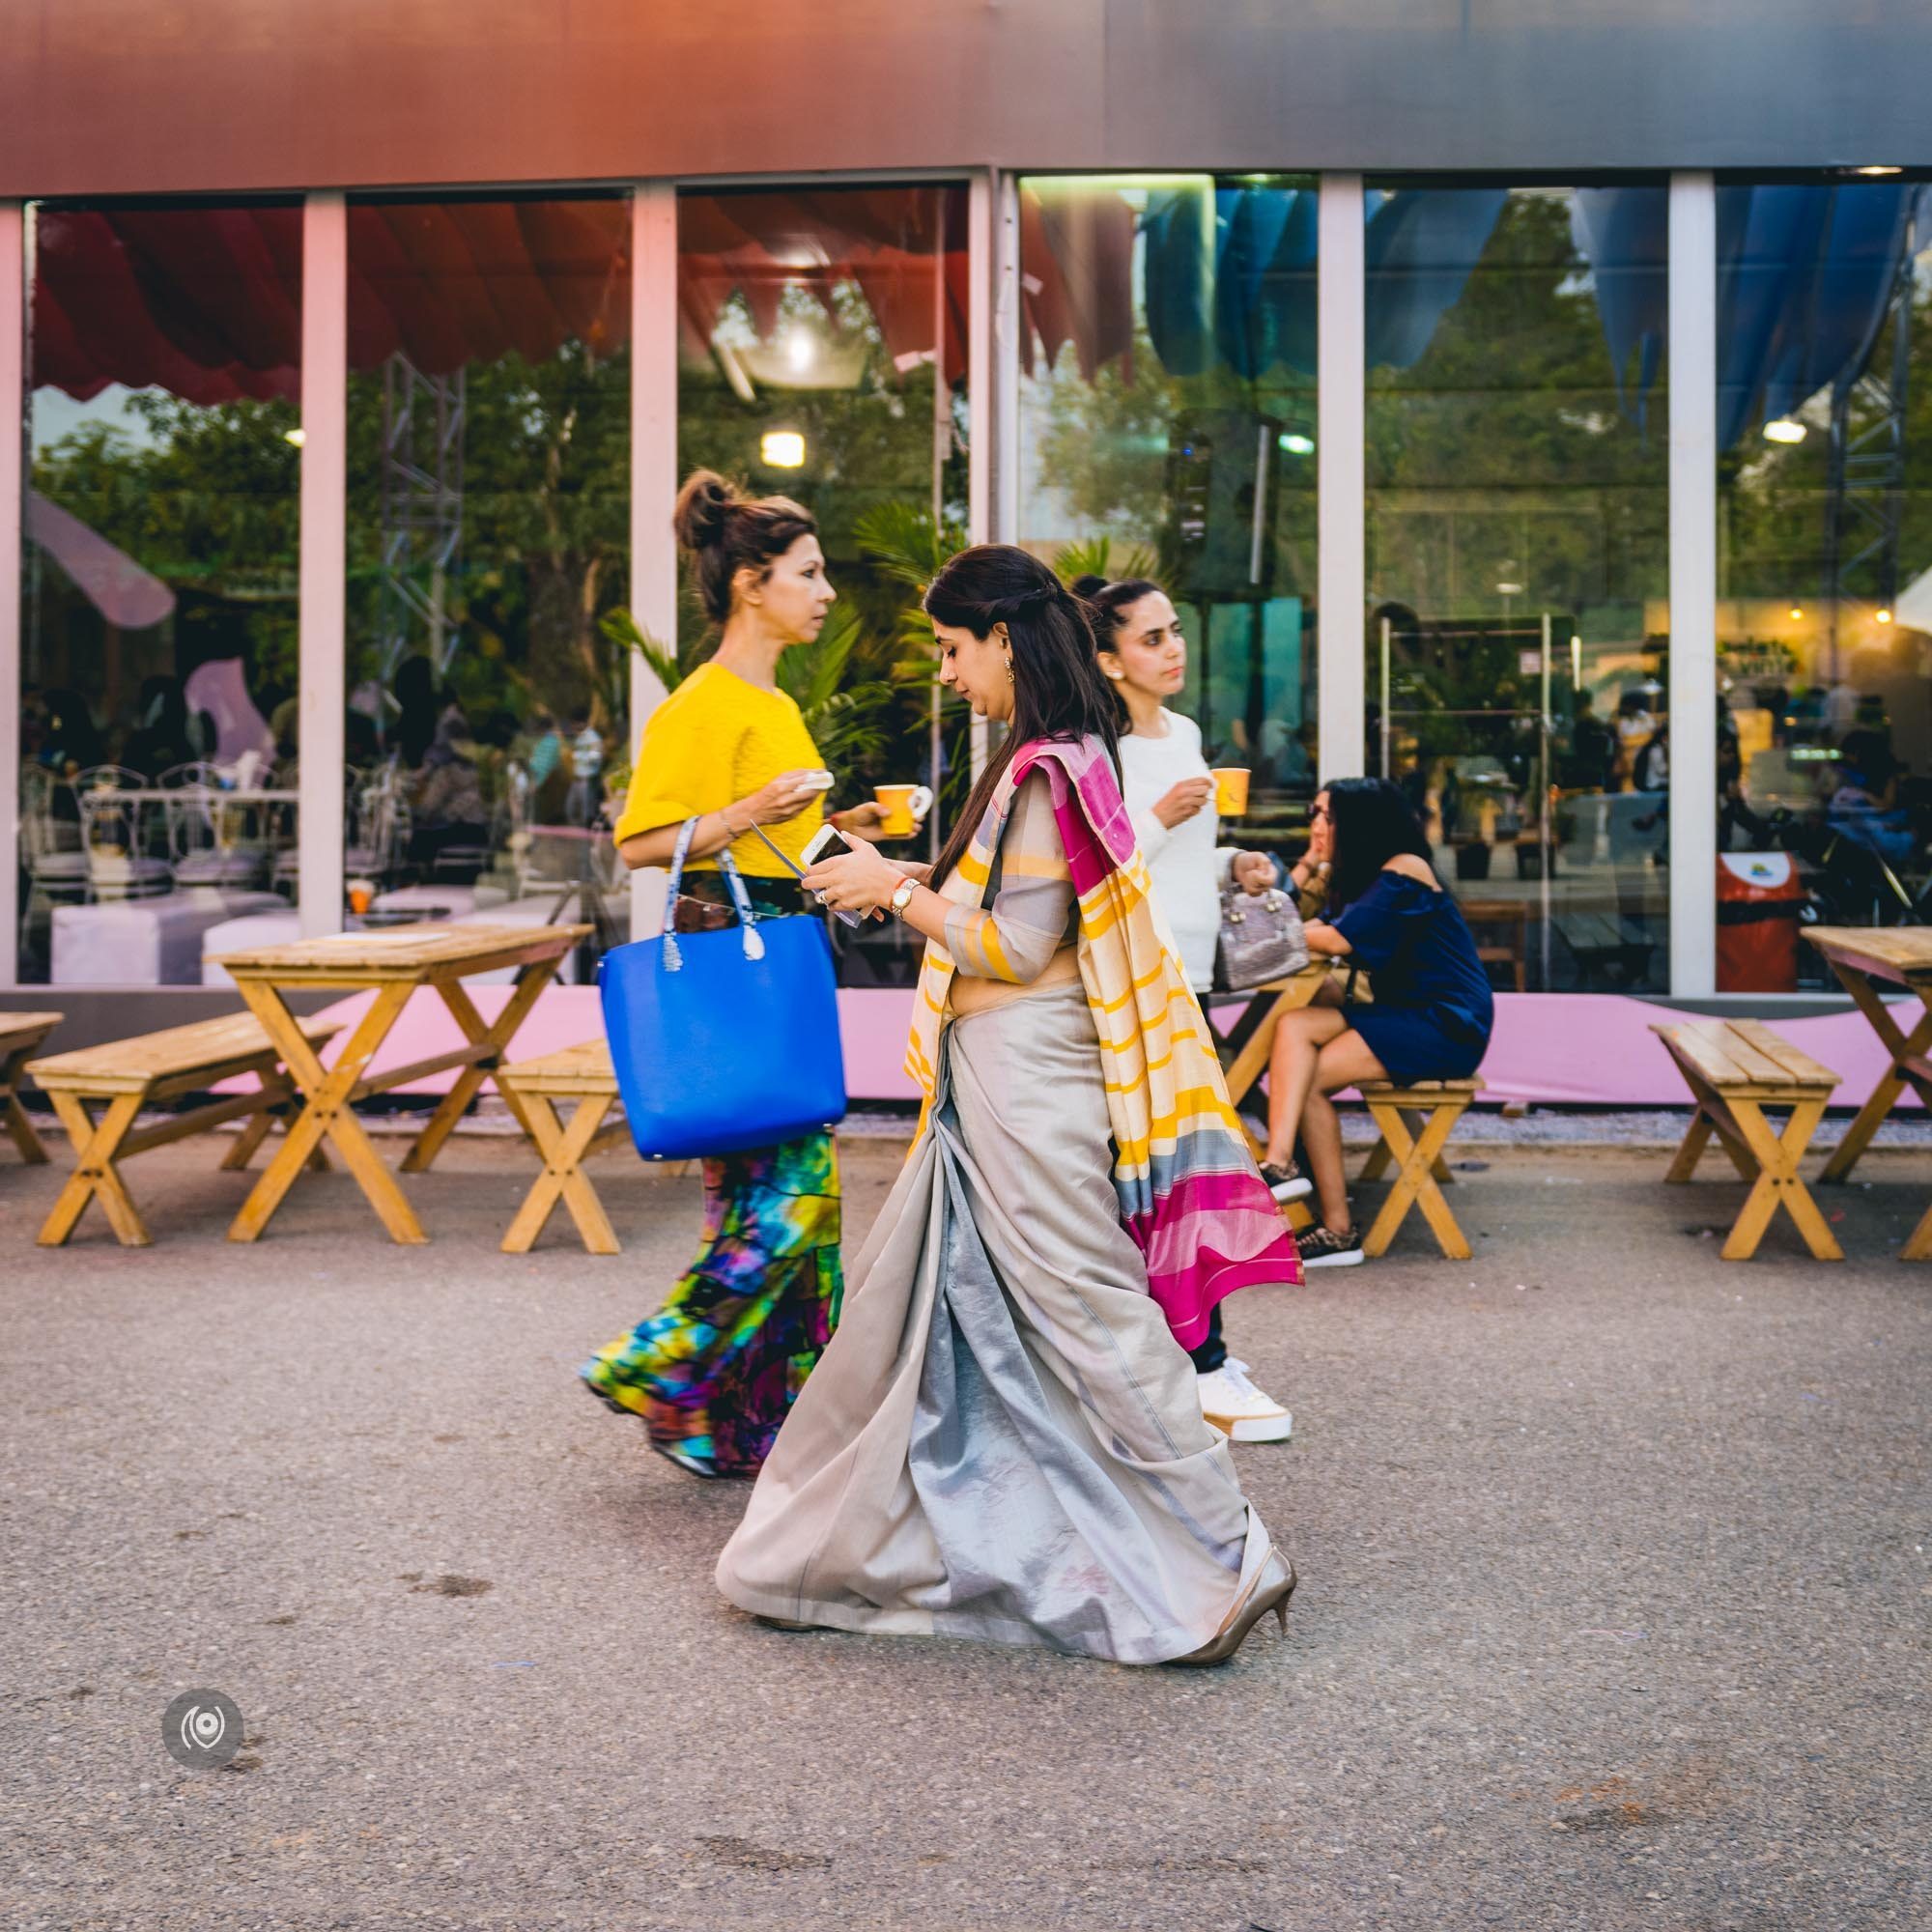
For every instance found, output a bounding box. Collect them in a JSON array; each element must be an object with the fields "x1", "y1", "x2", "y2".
[
  {"x1": 76, "y1": 766, "x2": 172, "y2": 901},
  {"x1": 158, "y1": 761, "x2": 270, "y2": 891},
  {"x1": 18, "y1": 765, "x2": 92, "y2": 959},
  {"x1": 346, "y1": 762, "x2": 410, "y2": 885}
]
